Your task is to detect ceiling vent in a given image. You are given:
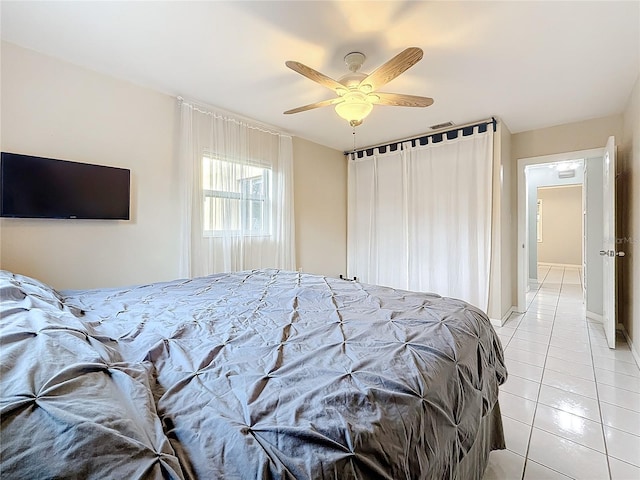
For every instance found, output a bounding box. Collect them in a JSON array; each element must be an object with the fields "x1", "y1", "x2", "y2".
[{"x1": 430, "y1": 121, "x2": 454, "y2": 130}]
